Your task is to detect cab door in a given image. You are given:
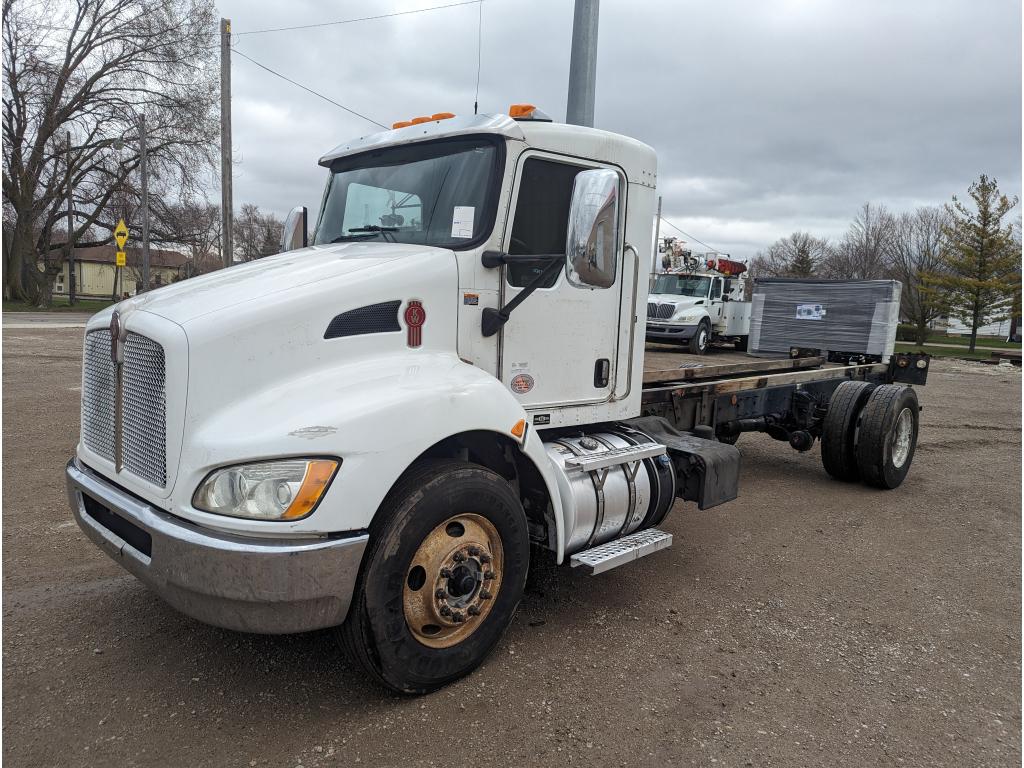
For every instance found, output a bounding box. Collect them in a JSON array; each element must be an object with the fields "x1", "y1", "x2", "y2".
[
  {"x1": 709, "y1": 277, "x2": 725, "y2": 325},
  {"x1": 497, "y1": 153, "x2": 625, "y2": 412}
]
